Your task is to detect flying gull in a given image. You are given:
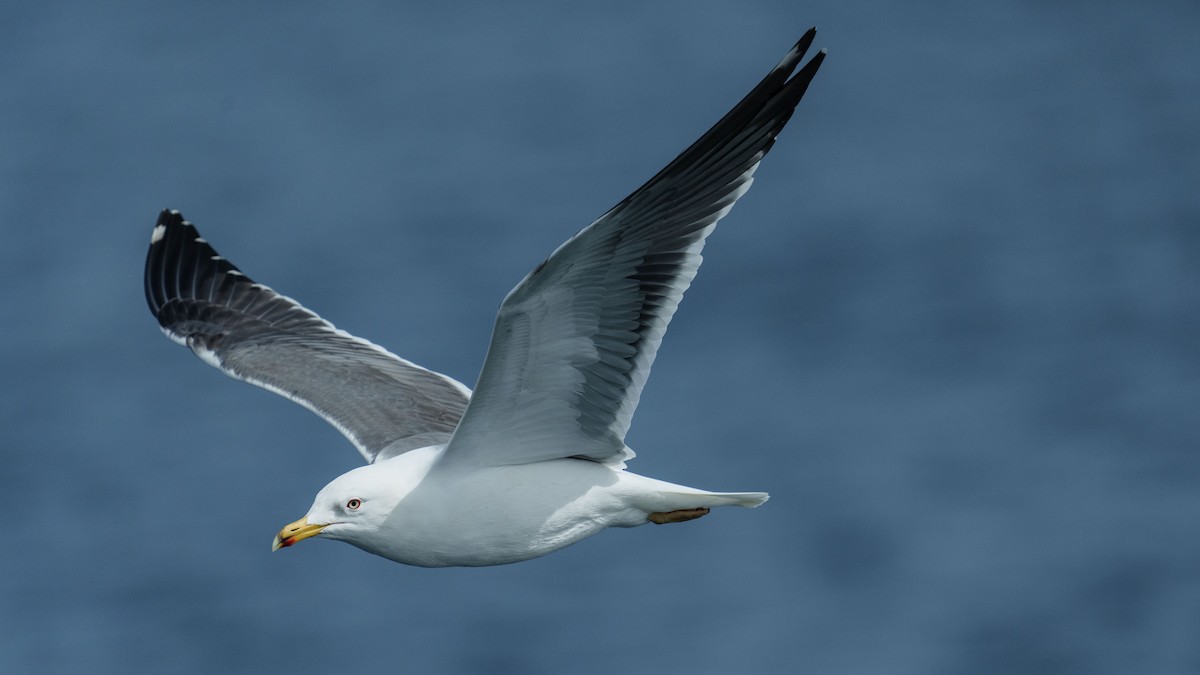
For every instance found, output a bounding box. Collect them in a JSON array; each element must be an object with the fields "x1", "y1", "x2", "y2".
[{"x1": 144, "y1": 29, "x2": 825, "y2": 567}]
